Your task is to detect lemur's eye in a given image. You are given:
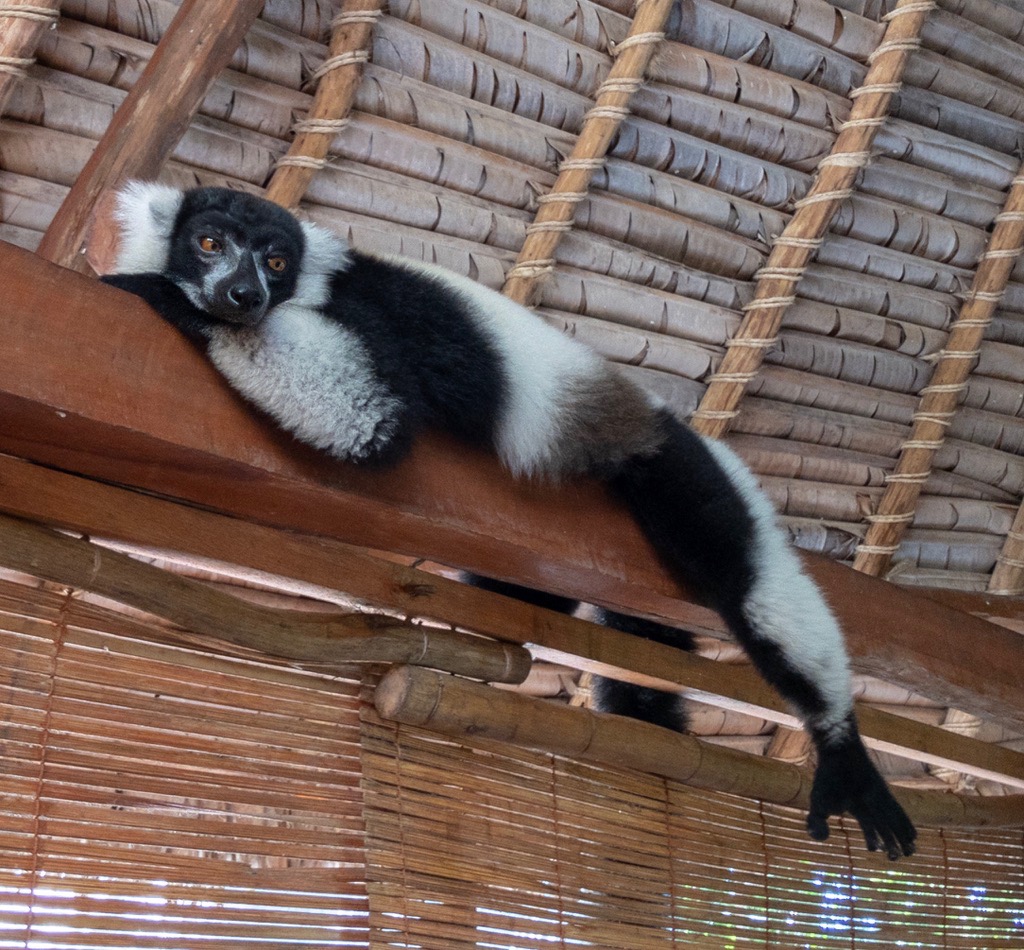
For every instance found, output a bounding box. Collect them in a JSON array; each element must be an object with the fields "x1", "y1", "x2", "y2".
[
  {"x1": 198, "y1": 236, "x2": 222, "y2": 253},
  {"x1": 267, "y1": 256, "x2": 288, "y2": 273}
]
